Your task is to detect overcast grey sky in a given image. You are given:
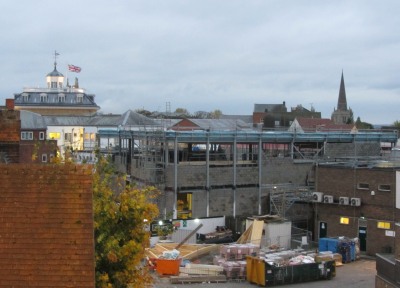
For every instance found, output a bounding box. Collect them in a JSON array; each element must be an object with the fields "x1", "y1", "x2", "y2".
[{"x1": 1, "y1": 1, "x2": 399, "y2": 124}]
